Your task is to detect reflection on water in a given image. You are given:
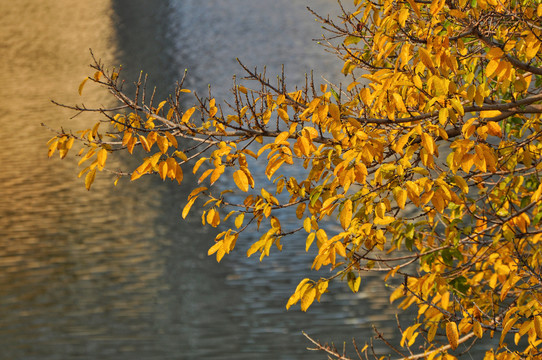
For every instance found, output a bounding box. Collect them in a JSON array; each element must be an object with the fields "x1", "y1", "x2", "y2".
[{"x1": 0, "y1": 1, "x2": 405, "y2": 359}]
